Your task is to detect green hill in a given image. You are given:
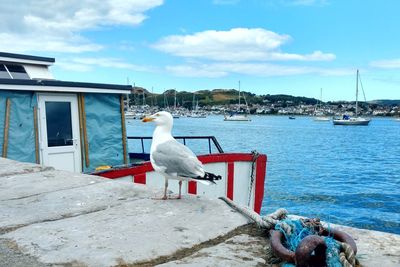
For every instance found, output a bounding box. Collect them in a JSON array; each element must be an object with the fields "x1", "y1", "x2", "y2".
[{"x1": 129, "y1": 88, "x2": 318, "y2": 108}]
